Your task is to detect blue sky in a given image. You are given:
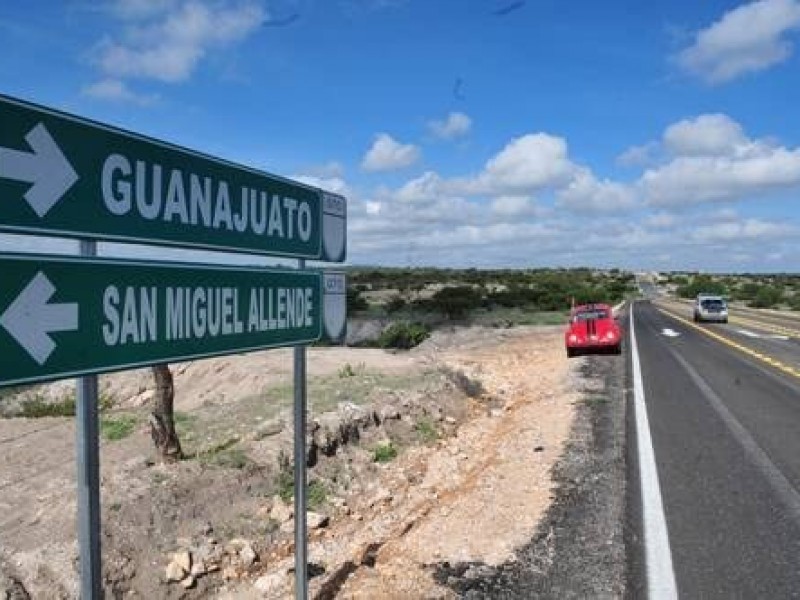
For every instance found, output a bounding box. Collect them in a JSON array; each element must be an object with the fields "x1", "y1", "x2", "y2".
[{"x1": 2, "y1": 0, "x2": 800, "y2": 271}]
